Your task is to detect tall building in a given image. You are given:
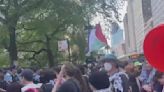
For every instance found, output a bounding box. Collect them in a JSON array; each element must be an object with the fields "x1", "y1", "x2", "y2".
[
  {"x1": 123, "y1": 14, "x2": 129, "y2": 54},
  {"x1": 111, "y1": 22, "x2": 125, "y2": 57},
  {"x1": 124, "y1": 0, "x2": 164, "y2": 54},
  {"x1": 123, "y1": 0, "x2": 138, "y2": 54},
  {"x1": 133, "y1": 0, "x2": 145, "y2": 53},
  {"x1": 142, "y1": 0, "x2": 153, "y2": 35},
  {"x1": 151, "y1": 0, "x2": 164, "y2": 27}
]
